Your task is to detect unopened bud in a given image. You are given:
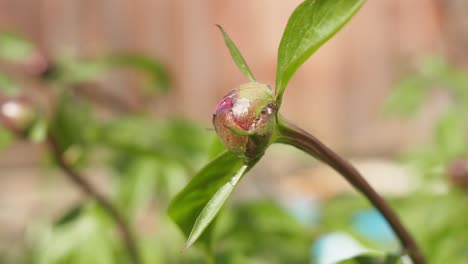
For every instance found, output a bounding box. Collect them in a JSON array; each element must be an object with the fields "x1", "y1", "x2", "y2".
[
  {"x1": 213, "y1": 82, "x2": 277, "y2": 160},
  {"x1": 0, "y1": 97, "x2": 37, "y2": 135},
  {"x1": 22, "y1": 51, "x2": 58, "y2": 80}
]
